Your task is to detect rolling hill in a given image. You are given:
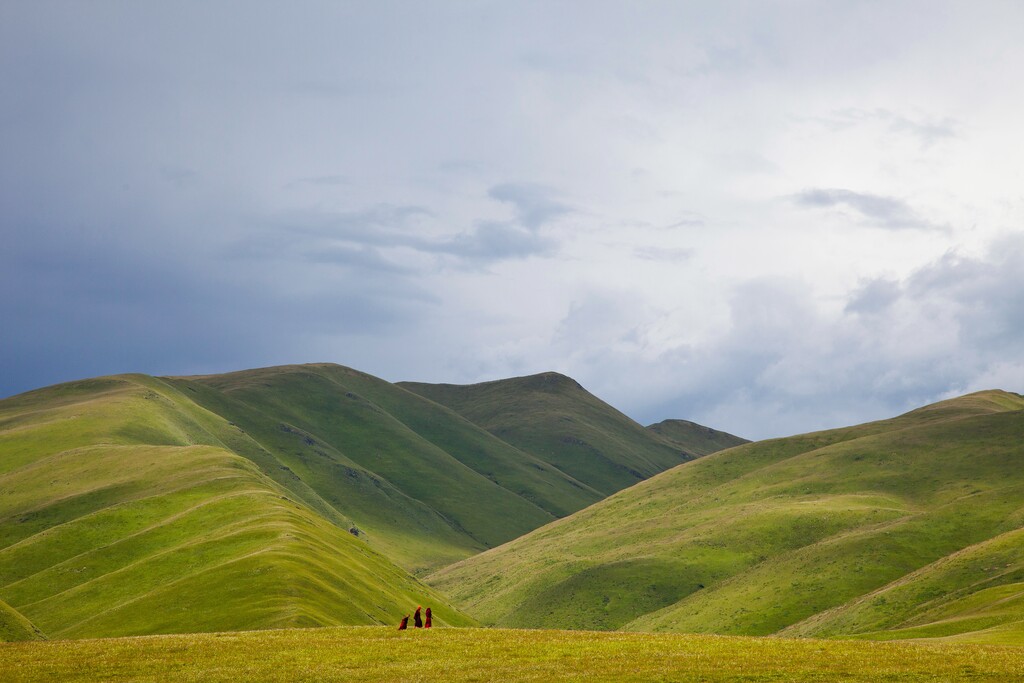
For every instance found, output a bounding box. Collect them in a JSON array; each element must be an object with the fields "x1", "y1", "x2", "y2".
[
  {"x1": 400, "y1": 372, "x2": 714, "y2": 496},
  {"x1": 0, "y1": 363, "x2": 731, "y2": 639},
  {"x1": 0, "y1": 373, "x2": 473, "y2": 638},
  {"x1": 428, "y1": 390, "x2": 1024, "y2": 644}
]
